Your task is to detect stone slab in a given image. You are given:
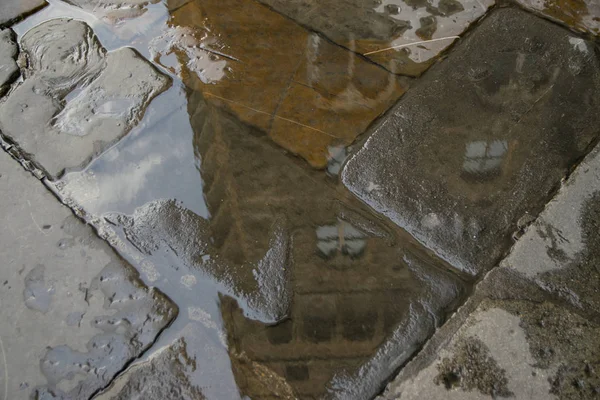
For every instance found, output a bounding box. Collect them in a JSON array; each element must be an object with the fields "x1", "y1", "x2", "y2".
[
  {"x1": 342, "y1": 7, "x2": 600, "y2": 275},
  {"x1": 0, "y1": 0, "x2": 47, "y2": 28},
  {"x1": 517, "y1": 0, "x2": 600, "y2": 36},
  {"x1": 95, "y1": 339, "x2": 205, "y2": 400},
  {"x1": 0, "y1": 29, "x2": 18, "y2": 96},
  {"x1": 380, "y1": 298, "x2": 600, "y2": 399},
  {"x1": 0, "y1": 19, "x2": 171, "y2": 180},
  {"x1": 257, "y1": 0, "x2": 494, "y2": 76},
  {"x1": 0, "y1": 149, "x2": 177, "y2": 399},
  {"x1": 501, "y1": 143, "x2": 600, "y2": 315}
]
